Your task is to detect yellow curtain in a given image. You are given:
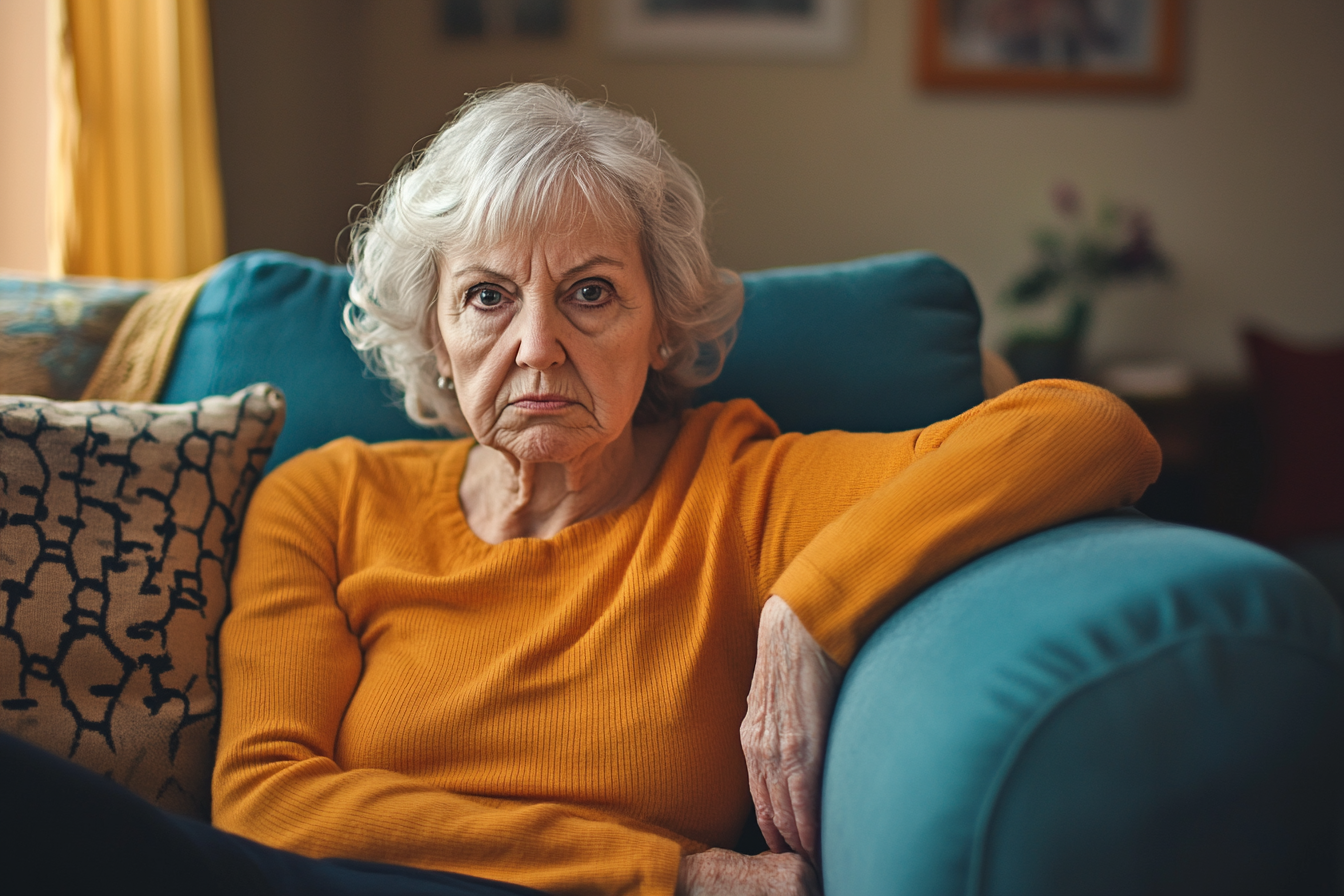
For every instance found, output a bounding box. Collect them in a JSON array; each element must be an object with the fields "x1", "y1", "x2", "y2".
[{"x1": 48, "y1": 0, "x2": 225, "y2": 280}]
